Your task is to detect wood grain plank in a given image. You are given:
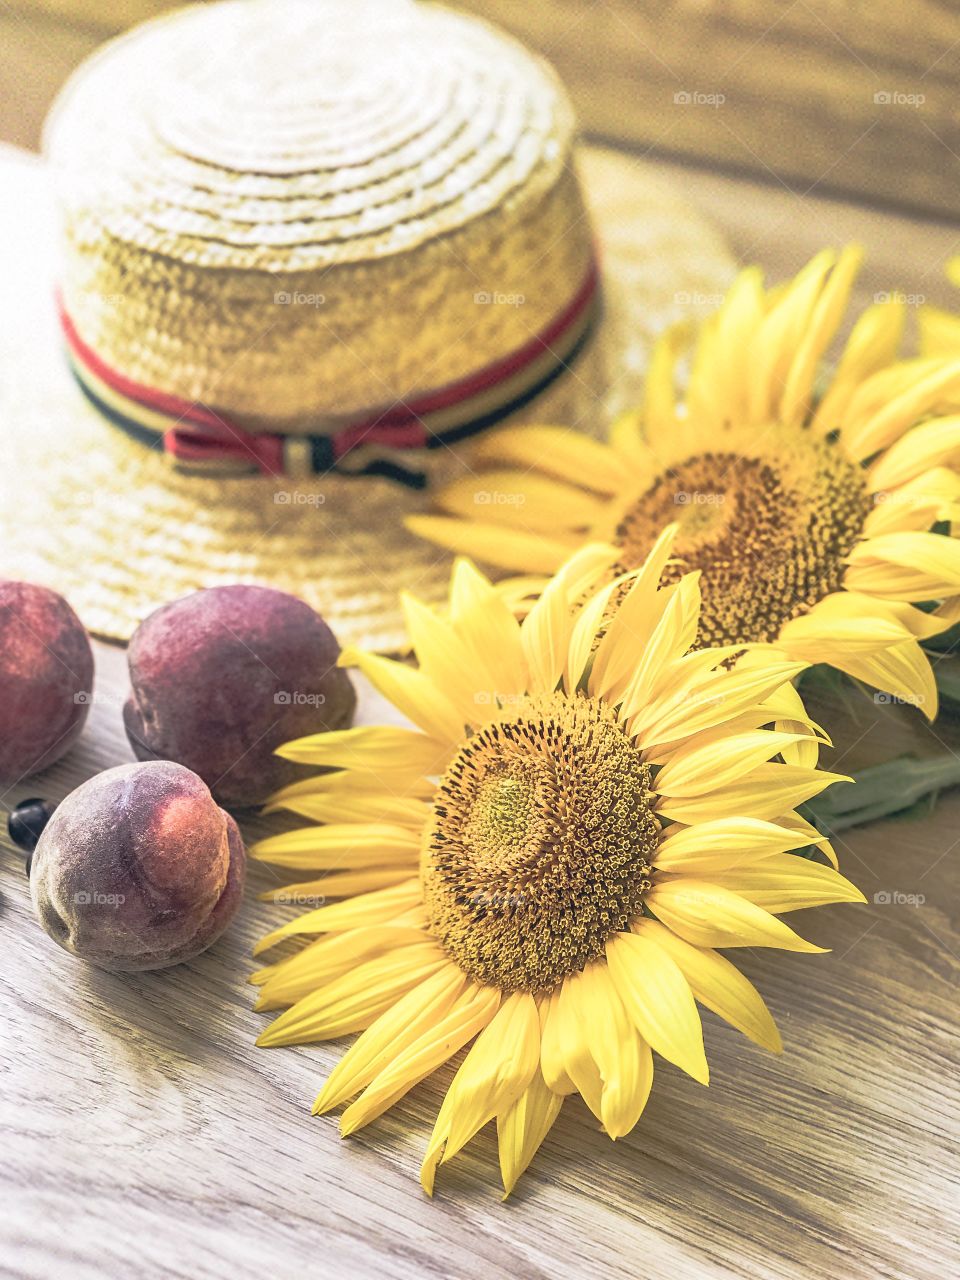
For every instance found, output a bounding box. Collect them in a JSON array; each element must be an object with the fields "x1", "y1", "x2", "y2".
[{"x1": 456, "y1": 0, "x2": 960, "y2": 220}]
